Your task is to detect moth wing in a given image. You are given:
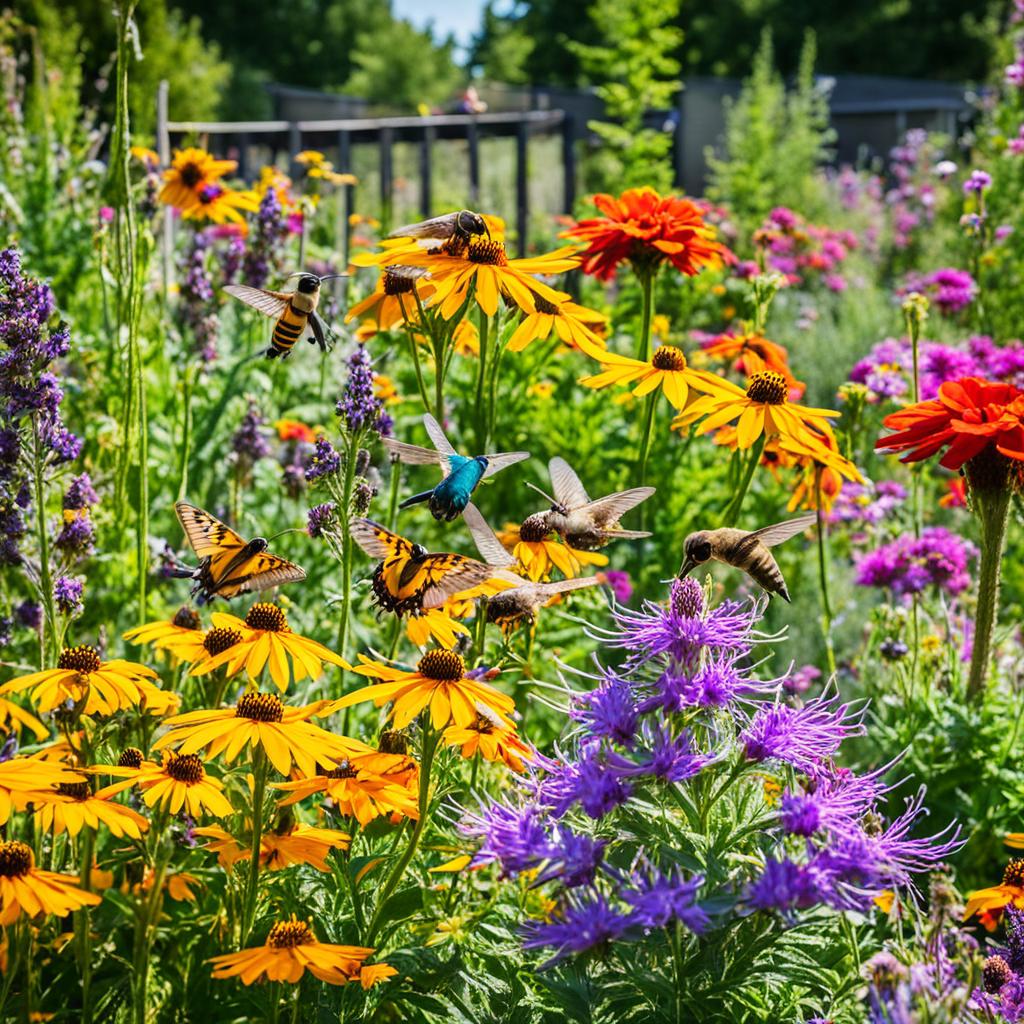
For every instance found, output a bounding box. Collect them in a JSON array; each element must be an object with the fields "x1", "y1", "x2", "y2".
[
  {"x1": 349, "y1": 518, "x2": 413, "y2": 560},
  {"x1": 534, "y1": 575, "x2": 606, "y2": 598},
  {"x1": 309, "y1": 313, "x2": 329, "y2": 353},
  {"x1": 748, "y1": 511, "x2": 818, "y2": 548},
  {"x1": 380, "y1": 437, "x2": 445, "y2": 467},
  {"x1": 480, "y1": 451, "x2": 530, "y2": 480},
  {"x1": 422, "y1": 413, "x2": 458, "y2": 457},
  {"x1": 601, "y1": 528, "x2": 651, "y2": 540},
  {"x1": 577, "y1": 487, "x2": 656, "y2": 526},
  {"x1": 463, "y1": 502, "x2": 516, "y2": 568},
  {"x1": 223, "y1": 284, "x2": 290, "y2": 319},
  {"x1": 548, "y1": 457, "x2": 591, "y2": 509},
  {"x1": 175, "y1": 502, "x2": 246, "y2": 558},
  {"x1": 418, "y1": 555, "x2": 494, "y2": 610},
  {"x1": 387, "y1": 213, "x2": 459, "y2": 240},
  {"x1": 230, "y1": 554, "x2": 307, "y2": 596}
]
